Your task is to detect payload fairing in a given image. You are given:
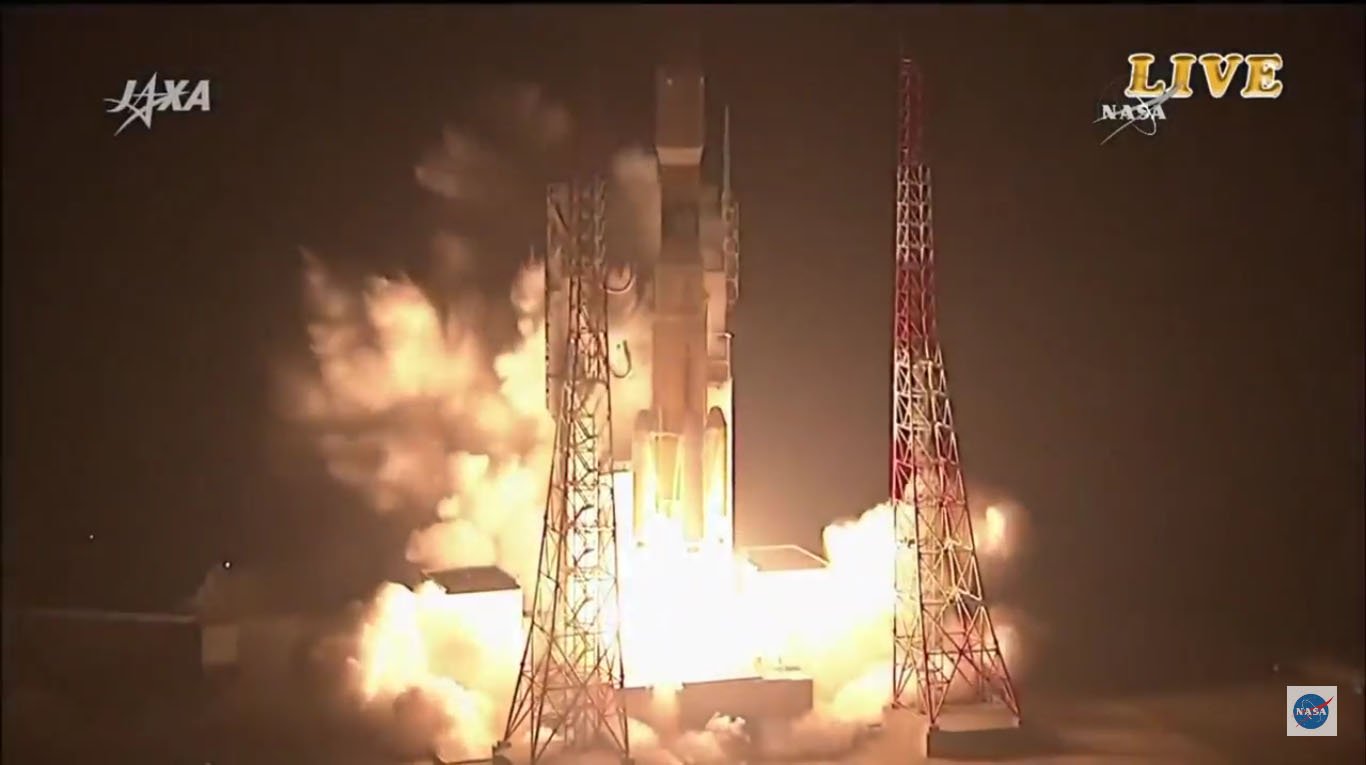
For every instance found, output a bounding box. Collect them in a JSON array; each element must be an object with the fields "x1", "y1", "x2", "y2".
[{"x1": 545, "y1": 65, "x2": 740, "y2": 554}]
